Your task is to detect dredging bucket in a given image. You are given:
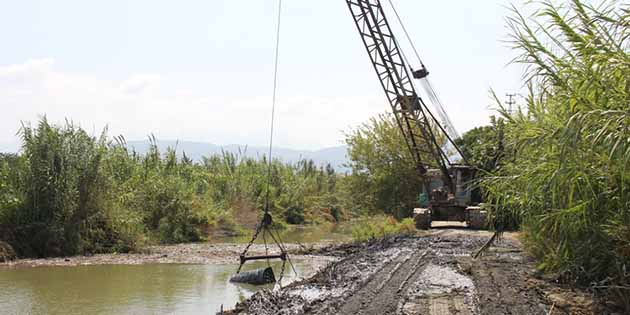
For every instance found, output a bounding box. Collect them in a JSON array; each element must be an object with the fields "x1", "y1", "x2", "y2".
[{"x1": 229, "y1": 267, "x2": 276, "y2": 285}]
